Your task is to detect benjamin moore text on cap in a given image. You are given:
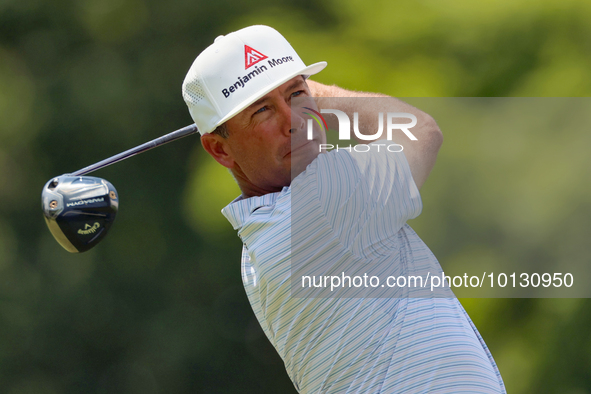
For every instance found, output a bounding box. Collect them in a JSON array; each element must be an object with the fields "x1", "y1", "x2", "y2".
[{"x1": 182, "y1": 25, "x2": 327, "y2": 135}]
